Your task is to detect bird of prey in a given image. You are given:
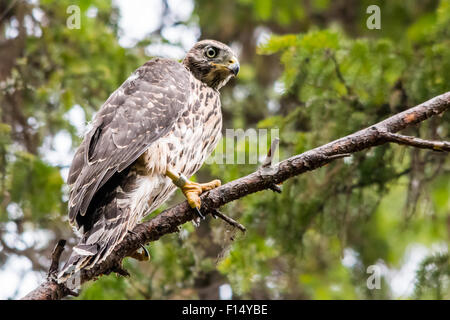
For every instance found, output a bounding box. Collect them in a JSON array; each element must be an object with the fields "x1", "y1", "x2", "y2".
[{"x1": 58, "y1": 40, "x2": 239, "y2": 281}]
